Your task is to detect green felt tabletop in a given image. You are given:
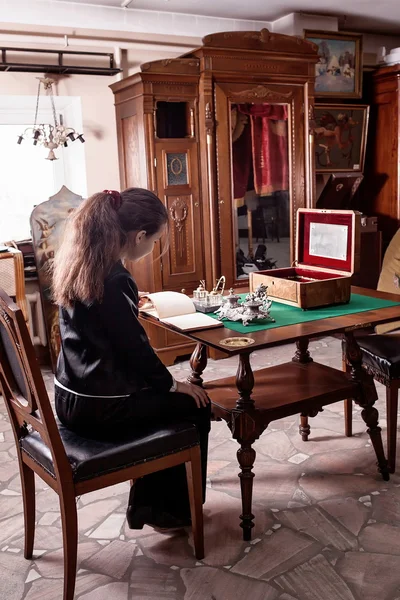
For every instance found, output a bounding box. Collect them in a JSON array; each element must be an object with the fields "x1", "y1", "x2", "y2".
[{"x1": 206, "y1": 293, "x2": 400, "y2": 334}]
